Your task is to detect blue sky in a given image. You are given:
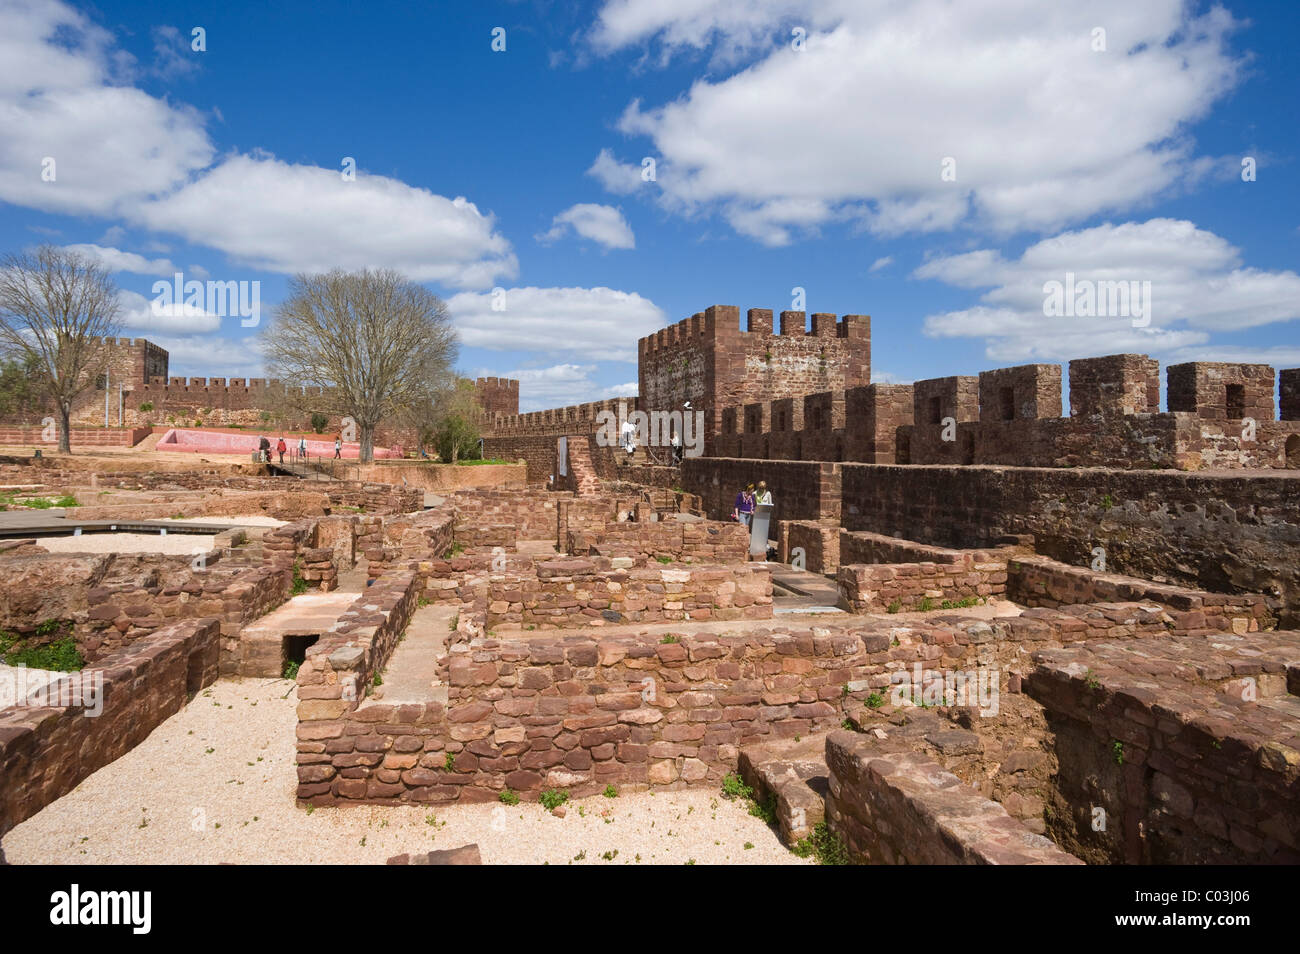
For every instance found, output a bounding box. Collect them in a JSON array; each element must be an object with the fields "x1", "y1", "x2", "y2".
[{"x1": 1, "y1": 0, "x2": 1297, "y2": 411}]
